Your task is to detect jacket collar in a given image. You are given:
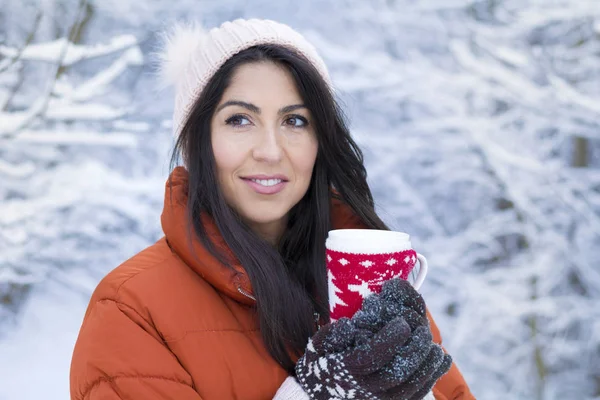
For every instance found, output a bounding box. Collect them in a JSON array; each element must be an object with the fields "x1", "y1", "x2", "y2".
[{"x1": 161, "y1": 167, "x2": 367, "y2": 305}]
